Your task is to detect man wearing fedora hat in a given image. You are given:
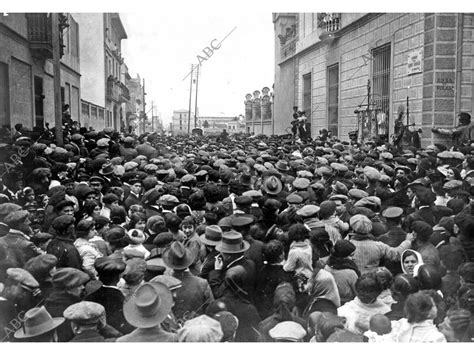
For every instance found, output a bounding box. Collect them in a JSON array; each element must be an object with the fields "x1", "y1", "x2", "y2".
[
  {"x1": 117, "y1": 282, "x2": 177, "y2": 342},
  {"x1": 208, "y1": 231, "x2": 256, "y2": 302},
  {"x1": 162, "y1": 241, "x2": 214, "y2": 321},
  {"x1": 199, "y1": 225, "x2": 223, "y2": 281},
  {"x1": 14, "y1": 306, "x2": 64, "y2": 342}
]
